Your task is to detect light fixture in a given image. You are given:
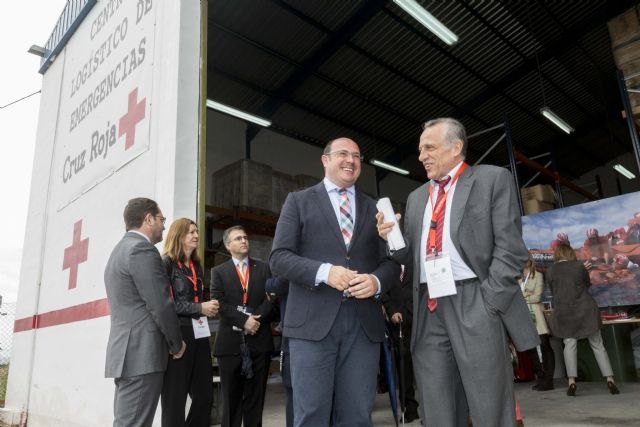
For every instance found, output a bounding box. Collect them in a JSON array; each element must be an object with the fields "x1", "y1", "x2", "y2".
[
  {"x1": 371, "y1": 159, "x2": 410, "y2": 175},
  {"x1": 613, "y1": 164, "x2": 636, "y2": 180},
  {"x1": 540, "y1": 107, "x2": 574, "y2": 134},
  {"x1": 393, "y1": 0, "x2": 458, "y2": 46},
  {"x1": 206, "y1": 99, "x2": 271, "y2": 127},
  {"x1": 27, "y1": 45, "x2": 47, "y2": 57}
]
